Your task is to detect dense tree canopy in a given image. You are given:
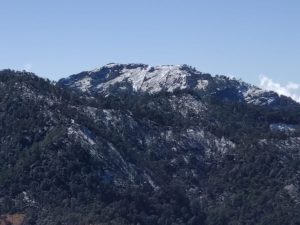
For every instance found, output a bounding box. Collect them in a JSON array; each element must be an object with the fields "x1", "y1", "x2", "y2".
[{"x1": 0, "y1": 70, "x2": 300, "y2": 225}]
